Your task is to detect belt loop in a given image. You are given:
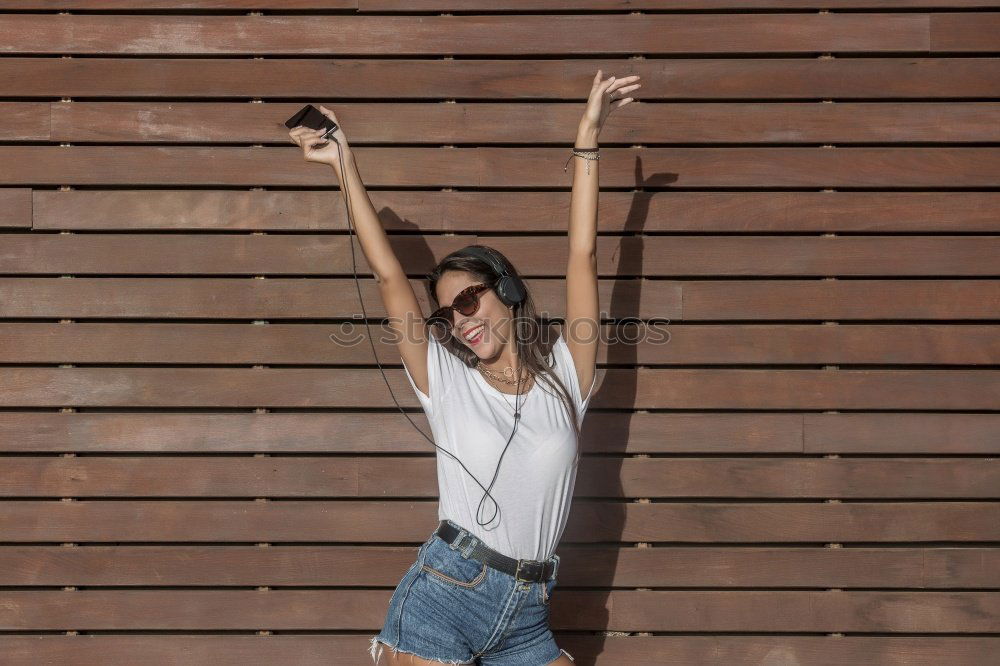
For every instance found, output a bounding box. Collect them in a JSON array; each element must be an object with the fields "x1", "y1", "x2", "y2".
[
  {"x1": 552, "y1": 553, "x2": 560, "y2": 579},
  {"x1": 460, "y1": 534, "x2": 479, "y2": 559},
  {"x1": 449, "y1": 527, "x2": 468, "y2": 551}
]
